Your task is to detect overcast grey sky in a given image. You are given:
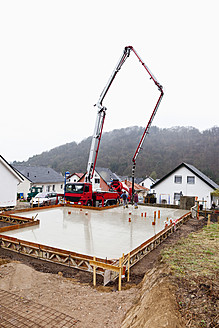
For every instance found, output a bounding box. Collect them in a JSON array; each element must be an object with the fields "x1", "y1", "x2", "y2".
[{"x1": 0, "y1": 0, "x2": 218, "y2": 162}]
